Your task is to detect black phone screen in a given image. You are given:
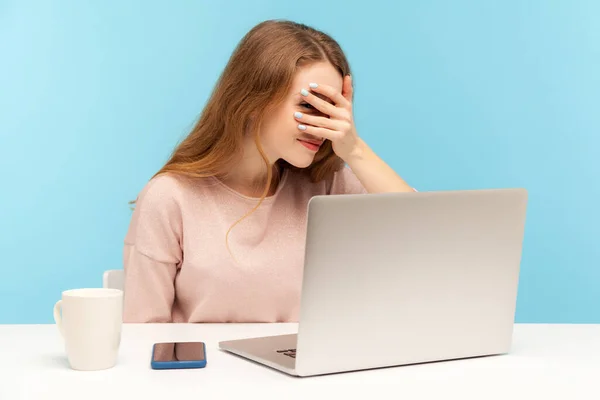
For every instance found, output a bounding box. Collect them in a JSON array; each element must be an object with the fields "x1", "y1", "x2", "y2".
[{"x1": 152, "y1": 342, "x2": 206, "y2": 362}]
